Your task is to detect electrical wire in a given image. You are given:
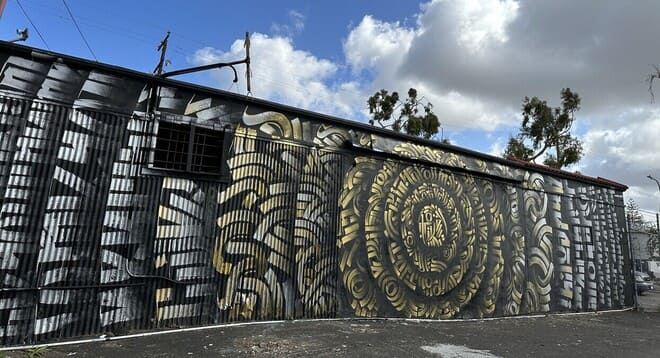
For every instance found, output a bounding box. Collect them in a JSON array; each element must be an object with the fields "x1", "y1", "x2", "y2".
[
  {"x1": 19, "y1": 0, "x2": 192, "y2": 71},
  {"x1": 636, "y1": 207, "x2": 660, "y2": 216},
  {"x1": 21, "y1": 0, "x2": 208, "y2": 58},
  {"x1": 15, "y1": 0, "x2": 50, "y2": 49},
  {"x1": 9, "y1": 2, "x2": 646, "y2": 220},
  {"x1": 8, "y1": 4, "x2": 642, "y2": 216},
  {"x1": 21, "y1": 0, "x2": 323, "y2": 84},
  {"x1": 17, "y1": 0, "x2": 327, "y2": 96},
  {"x1": 62, "y1": 0, "x2": 98, "y2": 61},
  {"x1": 17, "y1": 1, "x2": 348, "y2": 102}
]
